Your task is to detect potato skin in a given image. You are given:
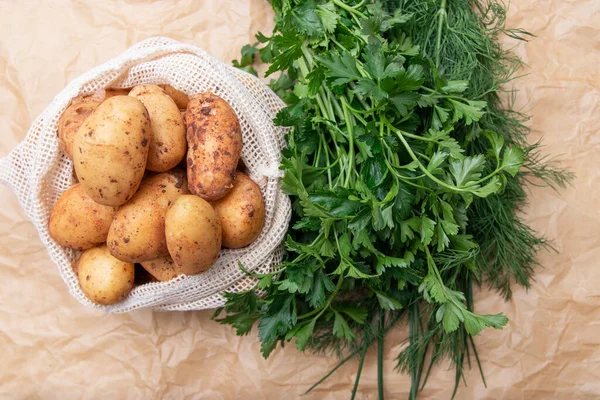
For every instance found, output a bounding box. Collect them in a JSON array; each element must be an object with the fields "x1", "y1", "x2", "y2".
[
  {"x1": 140, "y1": 255, "x2": 181, "y2": 282},
  {"x1": 48, "y1": 184, "x2": 117, "y2": 250},
  {"x1": 107, "y1": 170, "x2": 187, "y2": 263},
  {"x1": 186, "y1": 93, "x2": 242, "y2": 201},
  {"x1": 58, "y1": 97, "x2": 100, "y2": 160},
  {"x1": 77, "y1": 245, "x2": 135, "y2": 305},
  {"x1": 57, "y1": 89, "x2": 131, "y2": 160},
  {"x1": 159, "y1": 84, "x2": 190, "y2": 109},
  {"x1": 129, "y1": 85, "x2": 186, "y2": 172},
  {"x1": 211, "y1": 173, "x2": 265, "y2": 249},
  {"x1": 73, "y1": 96, "x2": 151, "y2": 206},
  {"x1": 165, "y1": 195, "x2": 222, "y2": 275}
]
